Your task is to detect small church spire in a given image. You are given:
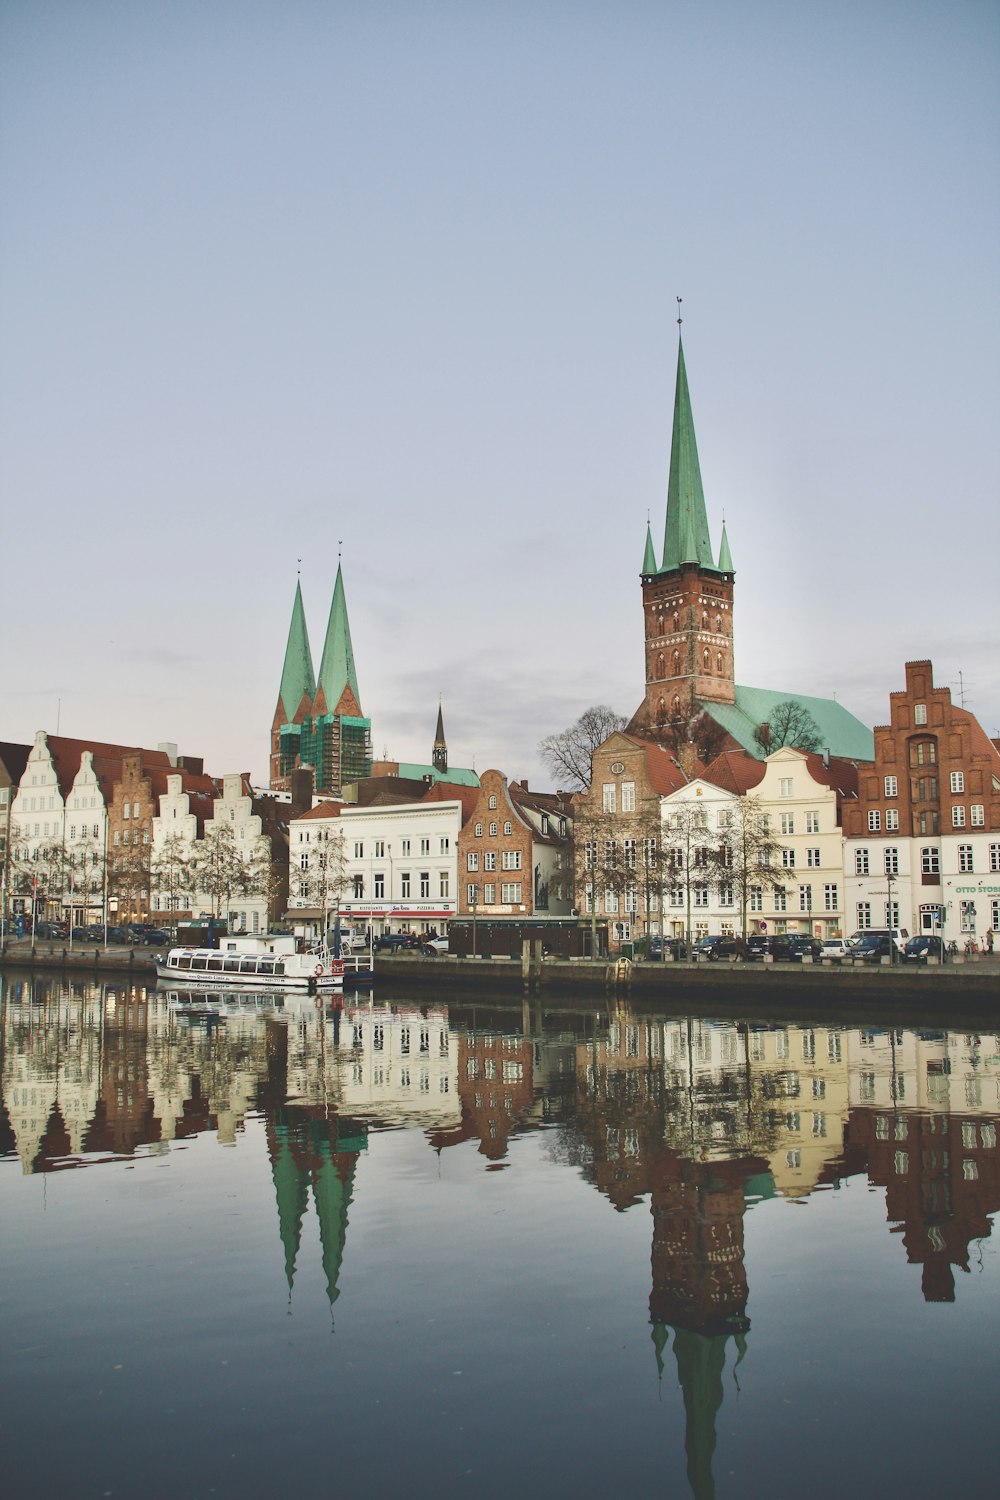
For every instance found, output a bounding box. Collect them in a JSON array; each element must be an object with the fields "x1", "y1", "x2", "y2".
[
  {"x1": 642, "y1": 520, "x2": 657, "y2": 575},
  {"x1": 315, "y1": 561, "x2": 361, "y2": 715},
  {"x1": 432, "y1": 700, "x2": 448, "y2": 774}
]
